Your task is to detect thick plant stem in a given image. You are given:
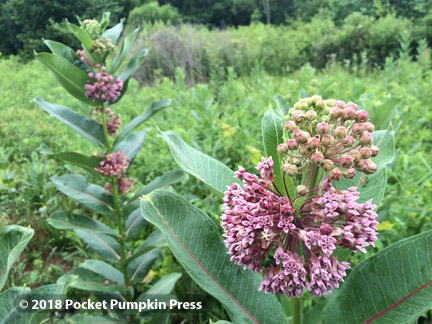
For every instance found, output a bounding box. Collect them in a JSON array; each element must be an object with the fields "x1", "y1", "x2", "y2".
[
  {"x1": 306, "y1": 167, "x2": 321, "y2": 197},
  {"x1": 101, "y1": 110, "x2": 113, "y2": 153},
  {"x1": 292, "y1": 297, "x2": 303, "y2": 324},
  {"x1": 112, "y1": 177, "x2": 132, "y2": 301}
]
